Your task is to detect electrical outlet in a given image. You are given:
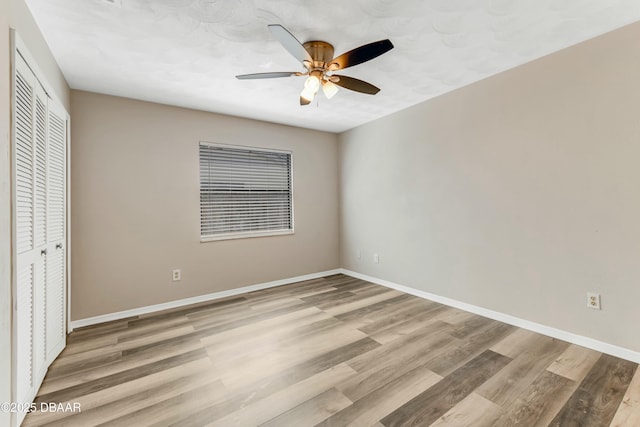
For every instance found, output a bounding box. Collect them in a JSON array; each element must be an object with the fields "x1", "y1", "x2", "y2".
[
  {"x1": 373, "y1": 253, "x2": 380, "y2": 264},
  {"x1": 172, "y1": 269, "x2": 181, "y2": 282},
  {"x1": 586, "y1": 292, "x2": 600, "y2": 310}
]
